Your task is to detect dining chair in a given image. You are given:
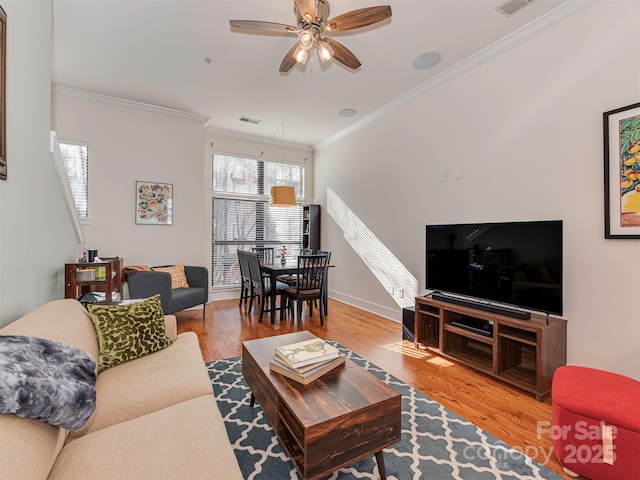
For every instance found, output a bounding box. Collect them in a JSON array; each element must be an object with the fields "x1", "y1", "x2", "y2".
[
  {"x1": 237, "y1": 250, "x2": 252, "y2": 308},
  {"x1": 315, "y1": 250, "x2": 331, "y2": 312},
  {"x1": 252, "y1": 247, "x2": 274, "y2": 265},
  {"x1": 300, "y1": 248, "x2": 313, "y2": 255},
  {"x1": 281, "y1": 254, "x2": 330, "y2": 329},
  {"x1": 246, "y1": 250, "x2": 286, "y2": 323}
]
